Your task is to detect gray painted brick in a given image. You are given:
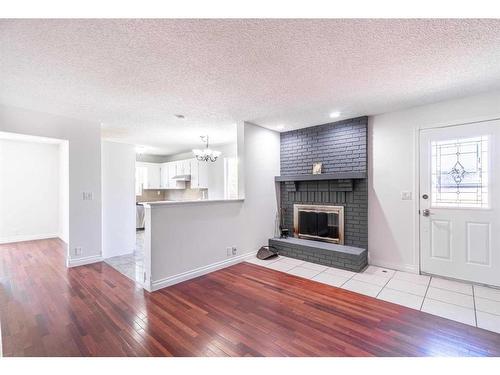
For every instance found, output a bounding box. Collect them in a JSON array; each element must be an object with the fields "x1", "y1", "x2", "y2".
[
  {"x1": 269, "y1": 239, "x2": 367, "y2": 272},
  {"x1": 279, "y1": 117, "x2": 368, "y2": 250}
]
